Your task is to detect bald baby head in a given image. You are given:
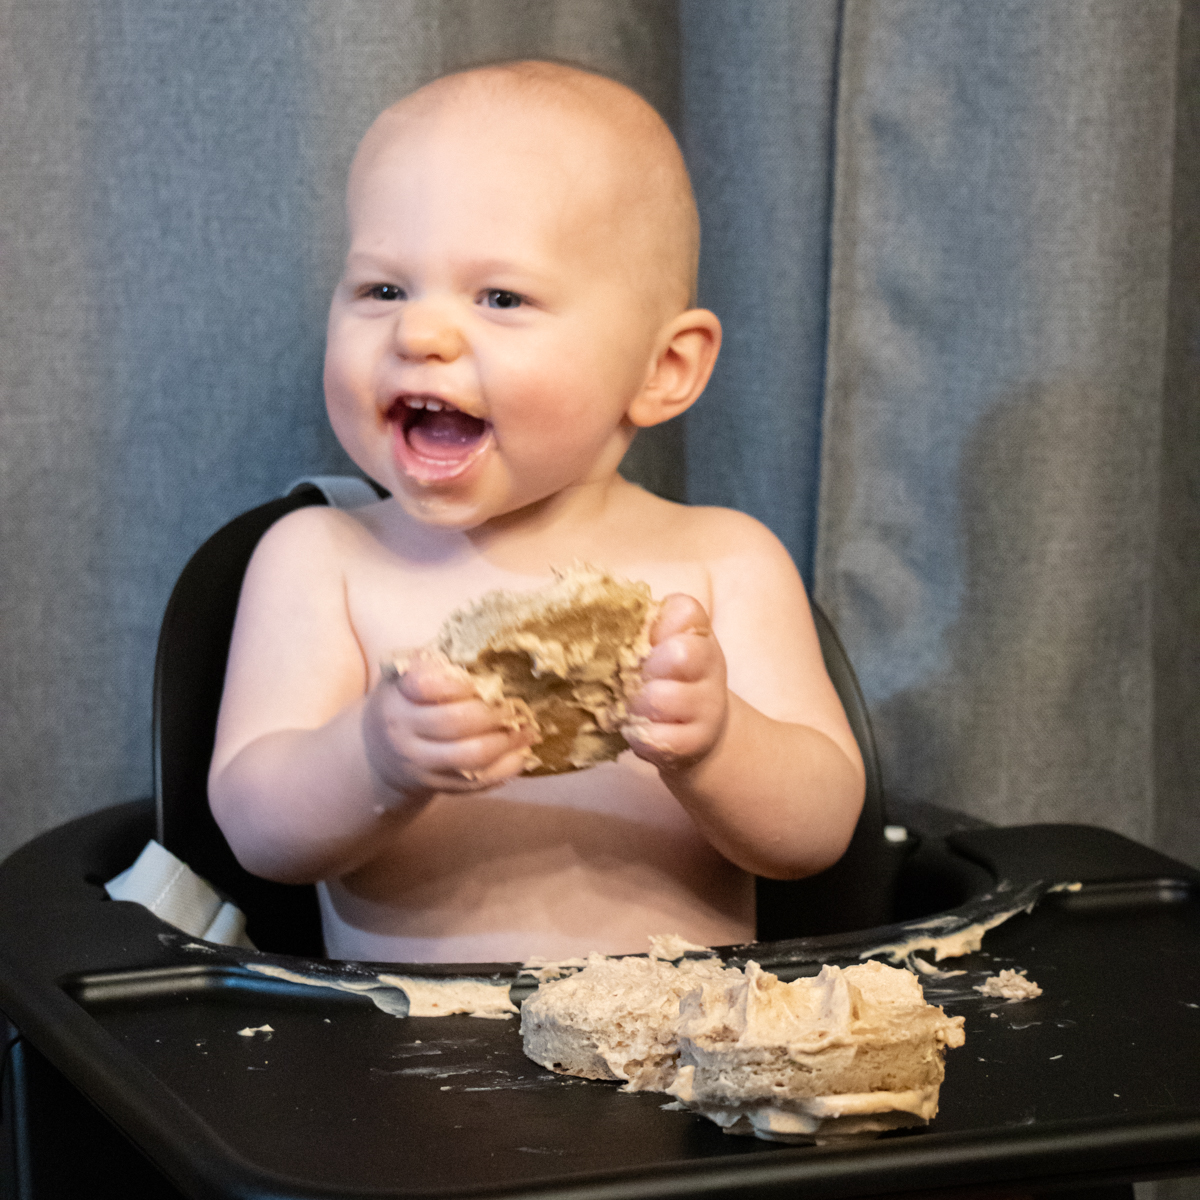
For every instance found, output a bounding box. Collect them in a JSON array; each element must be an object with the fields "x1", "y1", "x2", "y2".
[{"x1": 350, "y1": 61, "x2": 700, "y2": 315}]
